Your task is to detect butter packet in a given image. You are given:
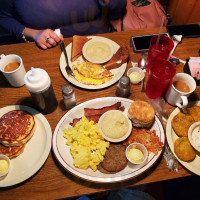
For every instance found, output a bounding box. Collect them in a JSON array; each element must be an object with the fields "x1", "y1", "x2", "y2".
[{"x1": 188, "y1": 57, "x2": 200, "y2": 80}]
